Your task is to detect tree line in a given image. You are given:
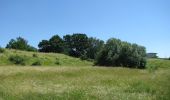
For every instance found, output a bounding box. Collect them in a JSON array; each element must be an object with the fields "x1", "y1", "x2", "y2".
[{"x1": 4, "y1": 33, "x2": 147, "y2": 68}]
